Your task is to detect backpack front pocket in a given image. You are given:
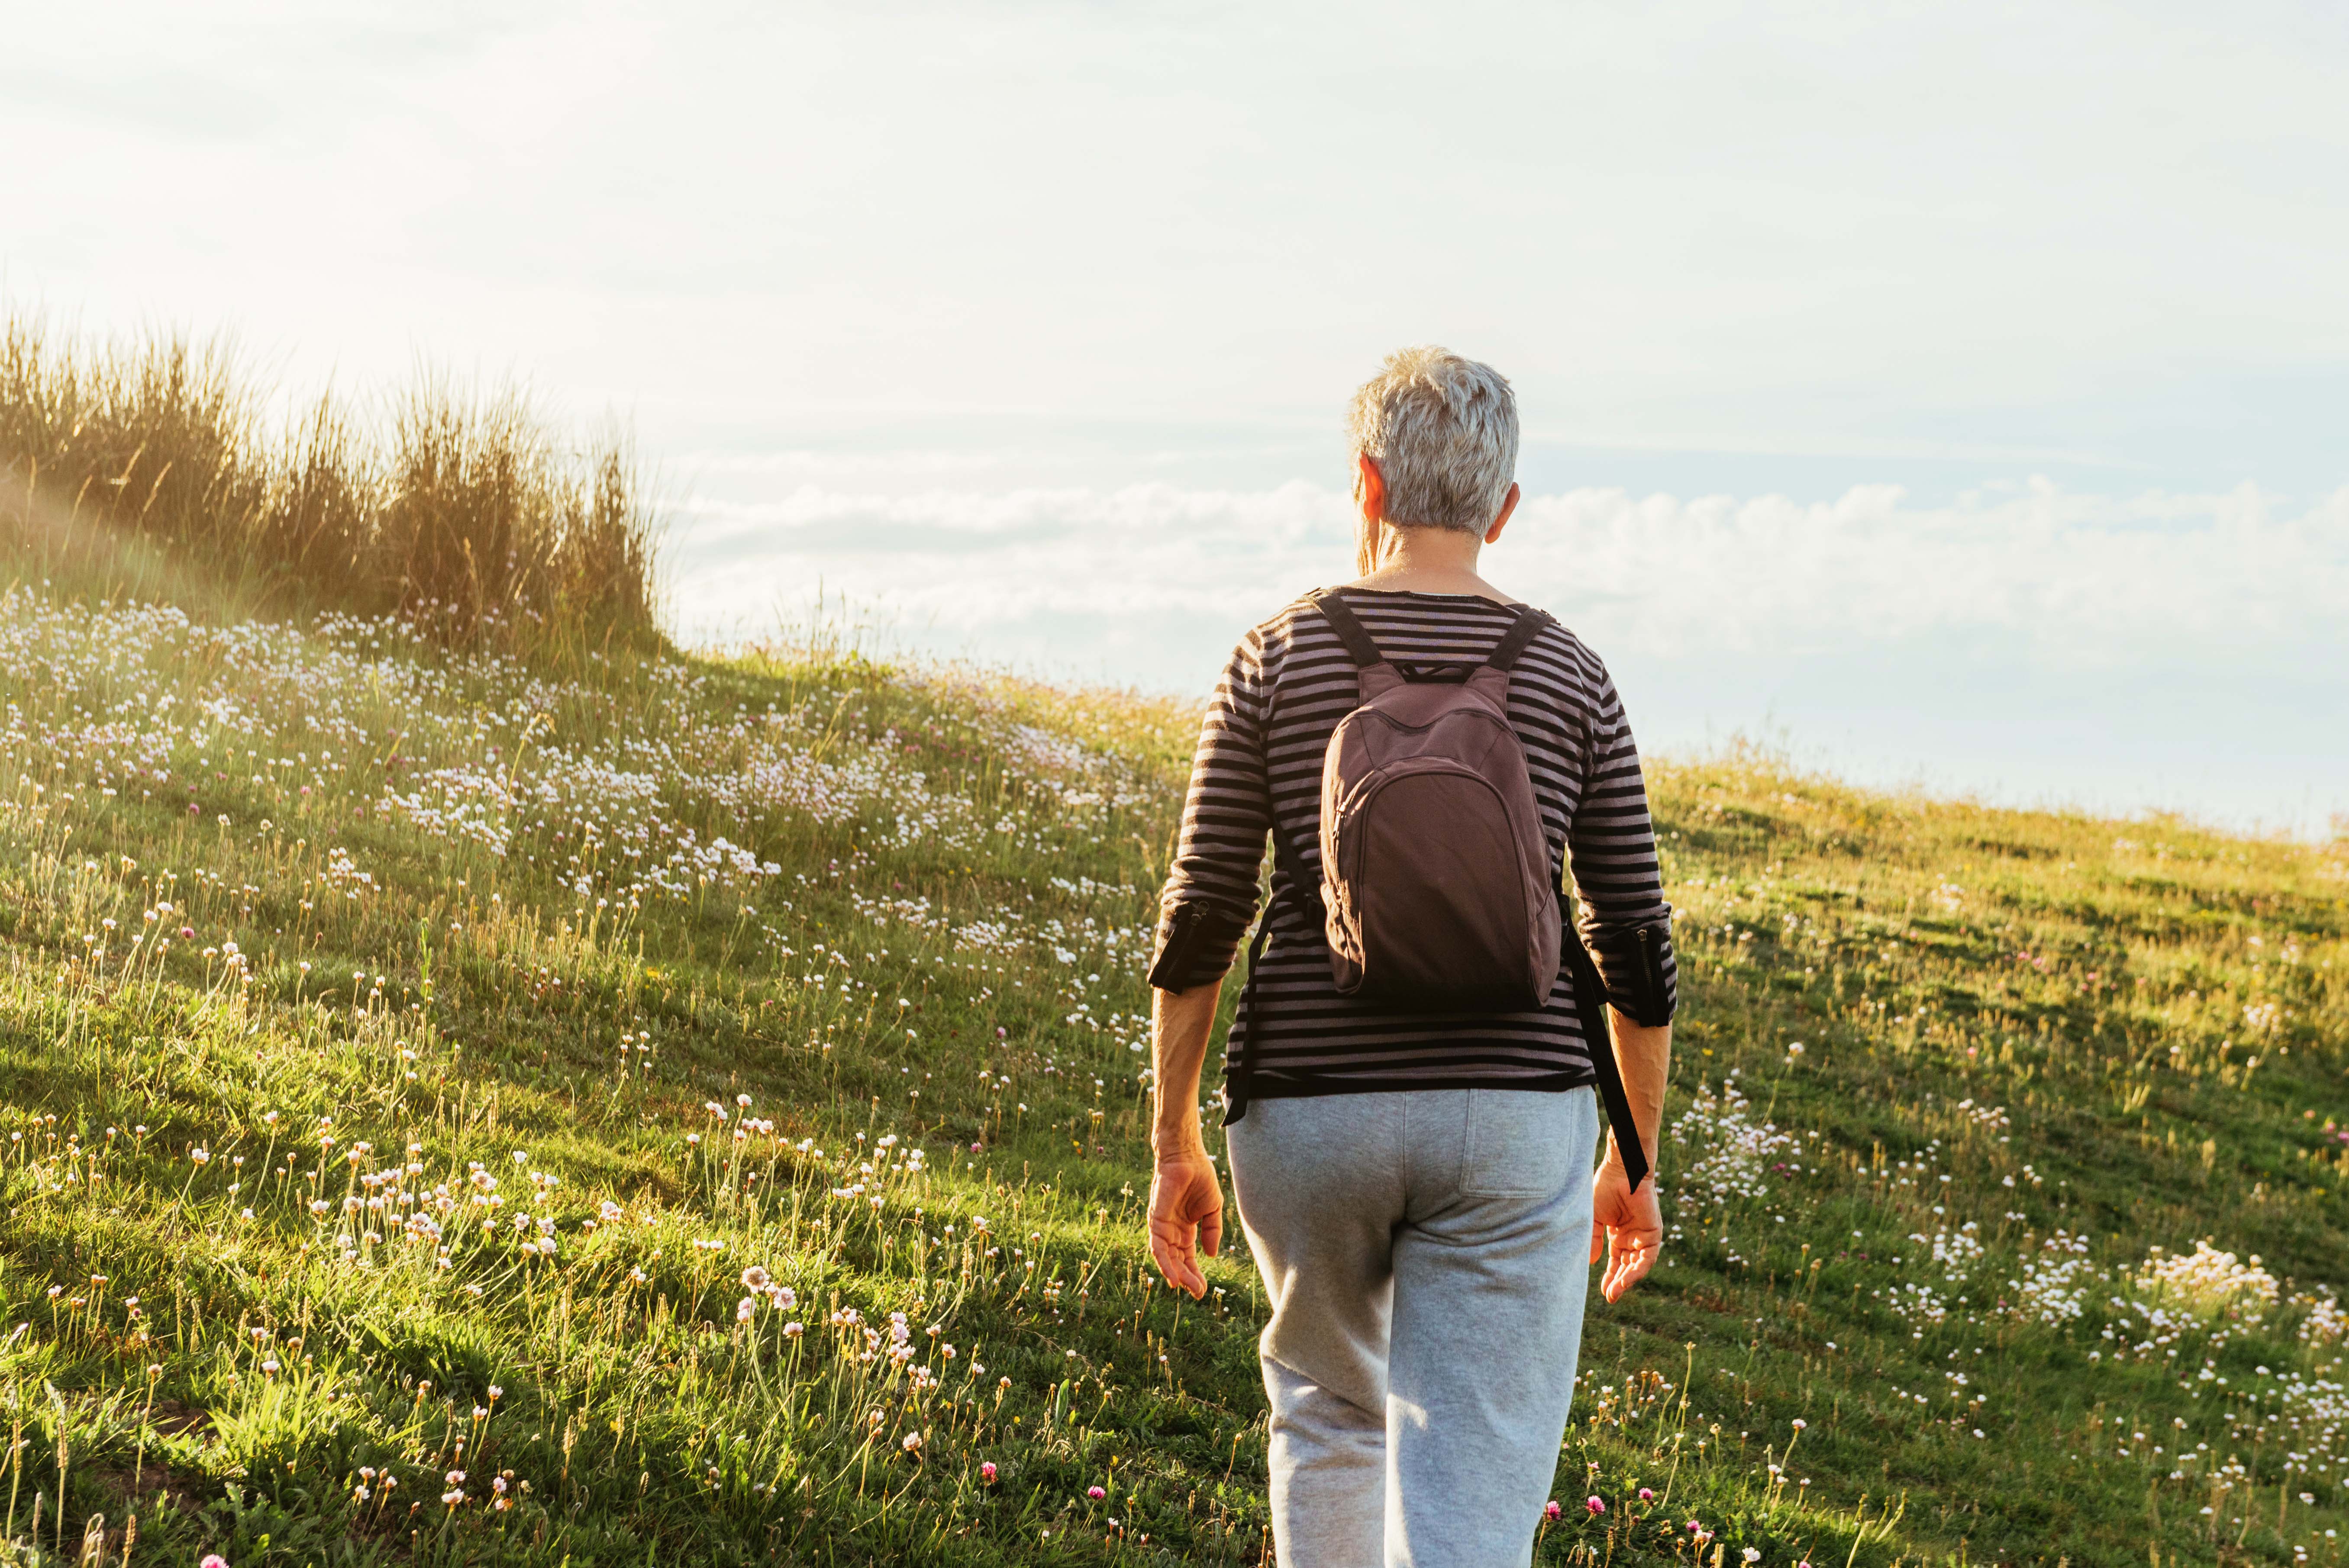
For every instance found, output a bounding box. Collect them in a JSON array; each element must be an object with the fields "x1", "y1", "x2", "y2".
[{"x1": 1335, "y1": 762, "x2": 1542, "y2": 1010}]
